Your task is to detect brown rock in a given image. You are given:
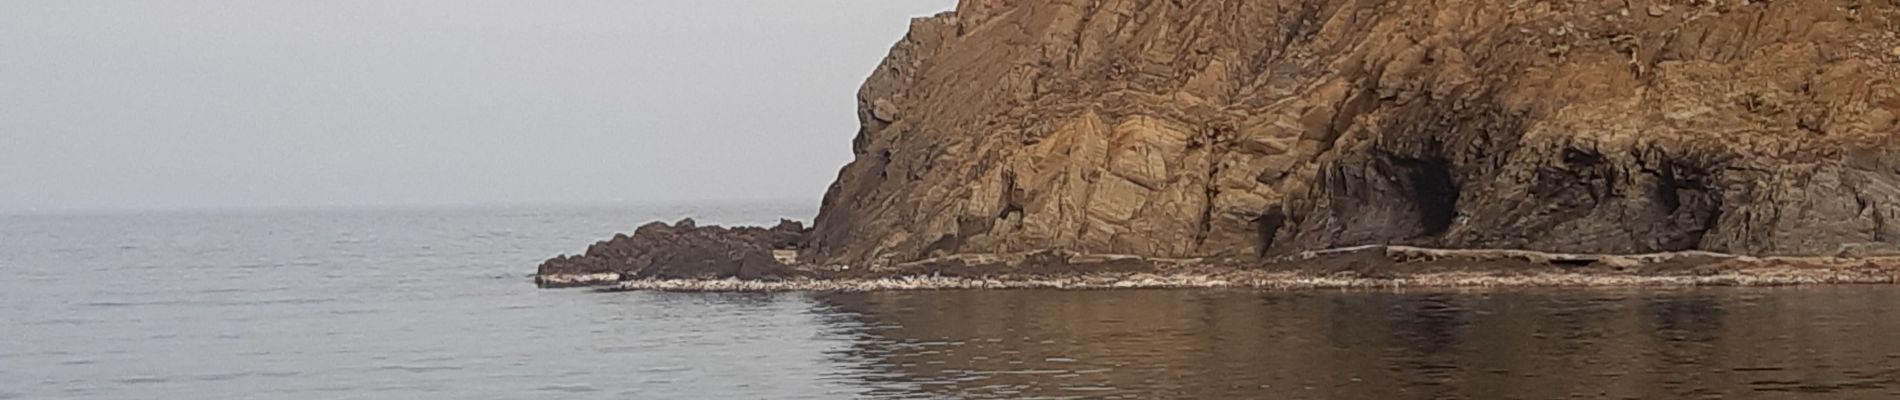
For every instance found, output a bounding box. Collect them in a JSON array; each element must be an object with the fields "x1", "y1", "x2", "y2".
[
  {"x1": 870, "y1": 98, "x2": 900, "y2": 122},
  {"x1": 805, "y1": 0, "x2": 1900, "y2": 266}
]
